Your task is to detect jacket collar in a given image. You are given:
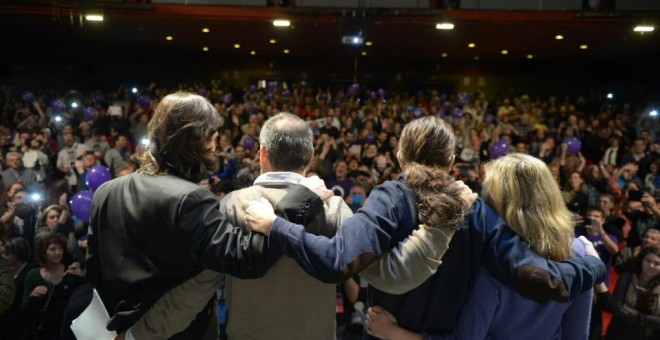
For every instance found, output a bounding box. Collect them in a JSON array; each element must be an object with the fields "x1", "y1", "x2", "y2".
[{"x1": 253, "y1": 171, "x2": 305, "y2": 187}]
